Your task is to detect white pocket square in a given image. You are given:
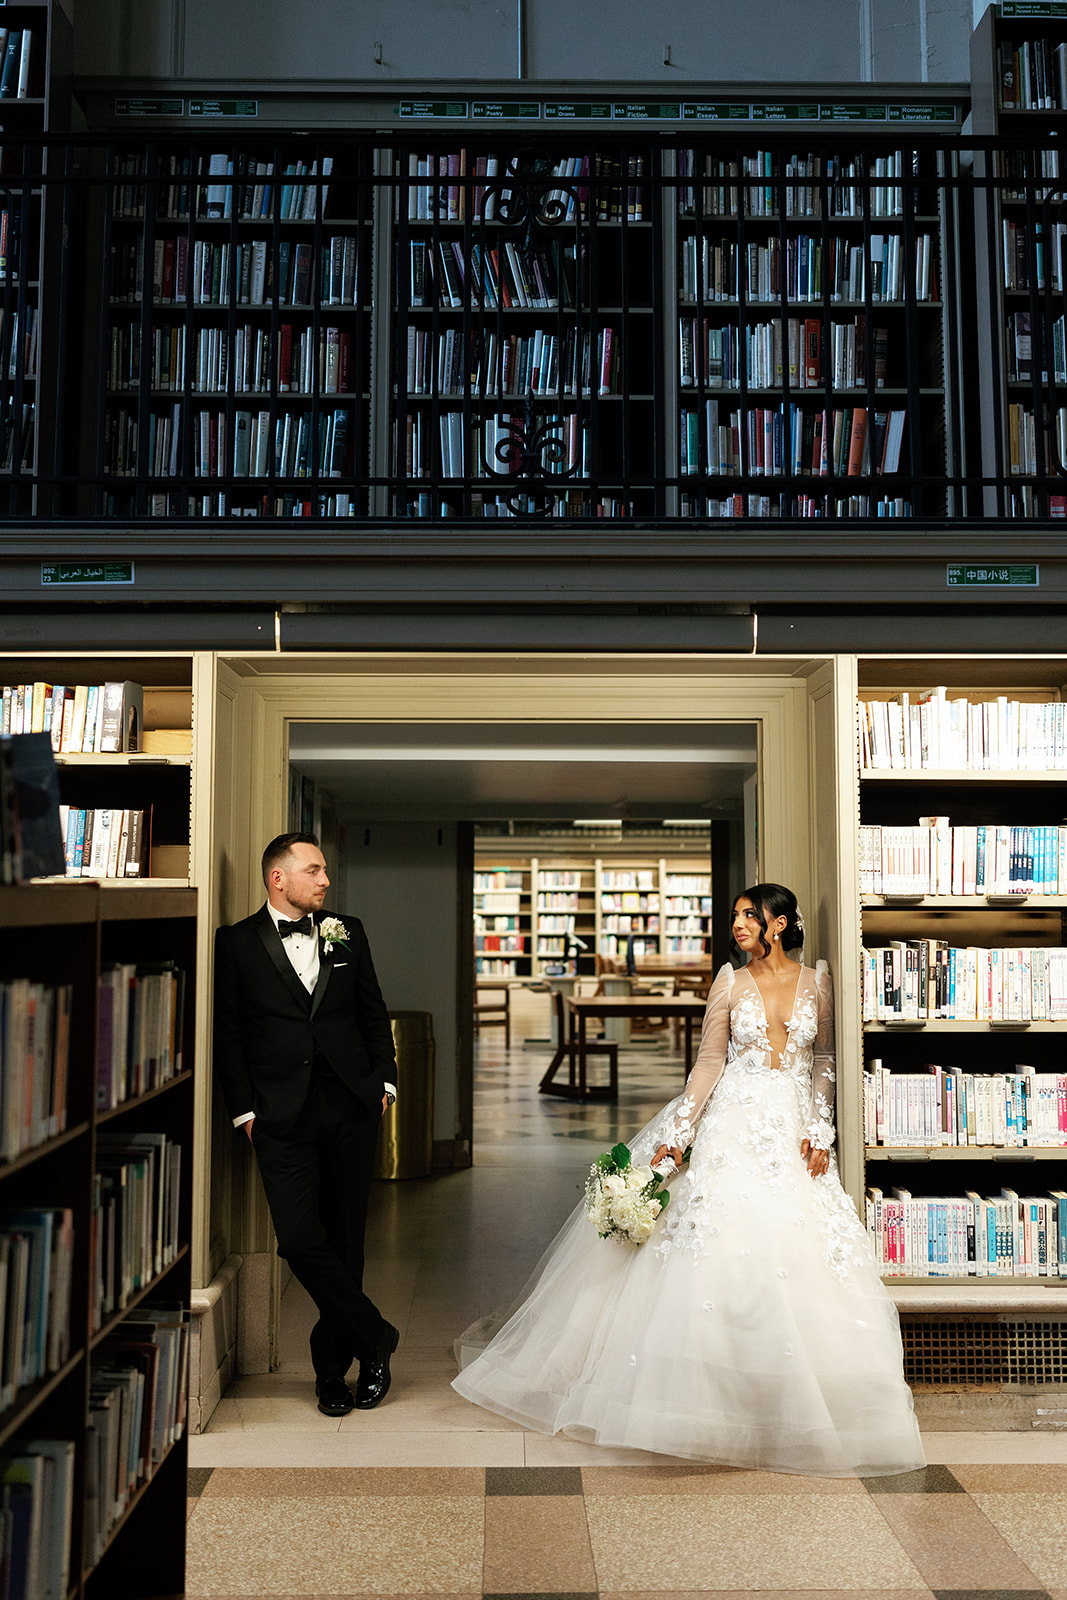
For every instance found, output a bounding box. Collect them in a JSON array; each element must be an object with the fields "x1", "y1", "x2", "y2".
[{"x1": 333, "y1": 962, "x2": 349, "y2": 968}]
